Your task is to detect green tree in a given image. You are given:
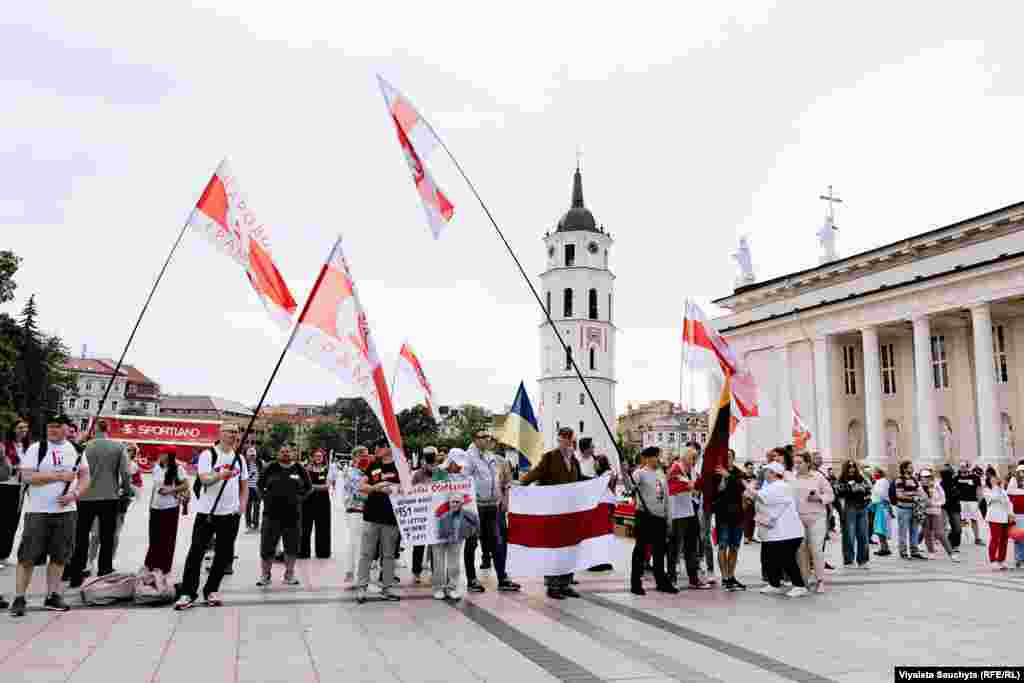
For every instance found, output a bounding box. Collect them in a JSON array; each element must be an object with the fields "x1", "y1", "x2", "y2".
[
  {"x1": 448, "y1": 403, "x2": 493, "y2": 447},
  {"x1": 0, "y1": 251, "x2": 20, "y2": 305},
  {"x1": 307, "y1": 420, "x2": 344, "y2": 454},
  {"x1": 326, "y1": 397, "x2": 384, "y2": 449},
  {"x1": 267, "y1": 421, "x2": 296, "y2": 452},
  {"x1": 397, "y1": 404, "x2": 438, "y2": 453}
]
